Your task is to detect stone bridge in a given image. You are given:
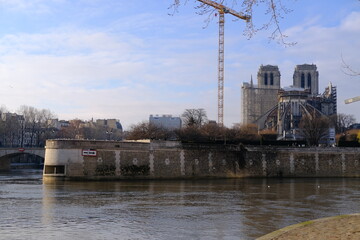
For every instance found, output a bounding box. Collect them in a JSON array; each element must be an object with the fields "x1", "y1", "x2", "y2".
[{"x1": 0, "y1": 148, "x2": 45, "y2": 171}]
